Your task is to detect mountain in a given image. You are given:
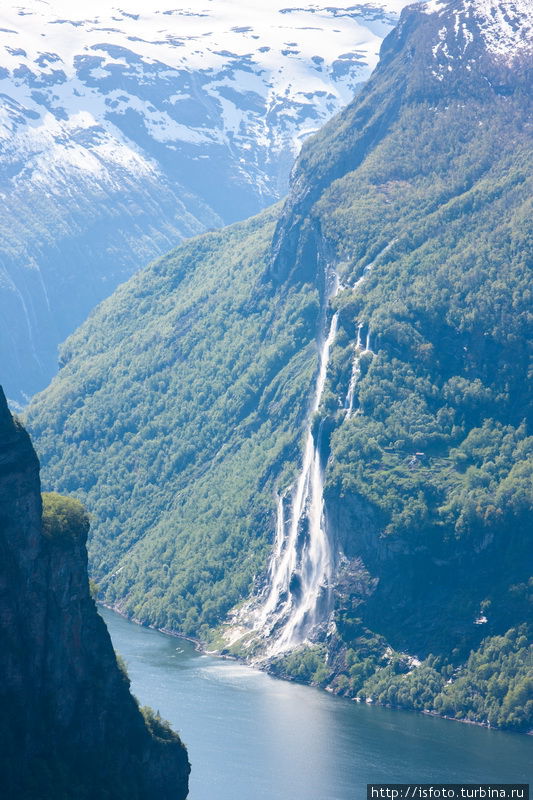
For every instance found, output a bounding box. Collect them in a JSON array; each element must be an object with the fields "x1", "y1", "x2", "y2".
[
  {"x1": 0, "y1": 0, "x2": 404, "y2": 405},
  {"x1": 26, "y1": 0, "x2": 532, "y2": 731},
  {"x1": 0, "y1": 386, "x2": 190, "y2": 798}
]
